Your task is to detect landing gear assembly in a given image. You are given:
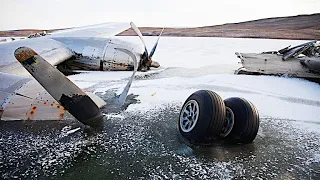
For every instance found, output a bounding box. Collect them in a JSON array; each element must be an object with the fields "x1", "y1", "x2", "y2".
[{"x1": 178, "y1": 90, "x2": 260, "y2": 144}]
